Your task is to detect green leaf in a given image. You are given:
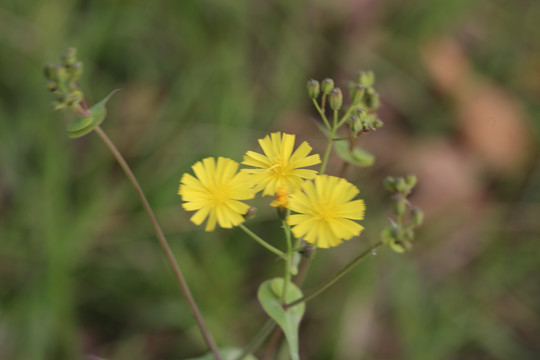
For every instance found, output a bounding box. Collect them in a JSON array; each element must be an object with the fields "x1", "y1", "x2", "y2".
[
  {"x1": 334, "y1": 140, "x2": 375, "y2": 167},
  {"x1": 185, "y1": 347, "x2": 257, "y2": 360},
  {"x1": 258, "y1": 278, "x2": 305, "y2": 360},
  {"x1": 67, "y1": 89, "x2": 119, "y2": 138}
]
